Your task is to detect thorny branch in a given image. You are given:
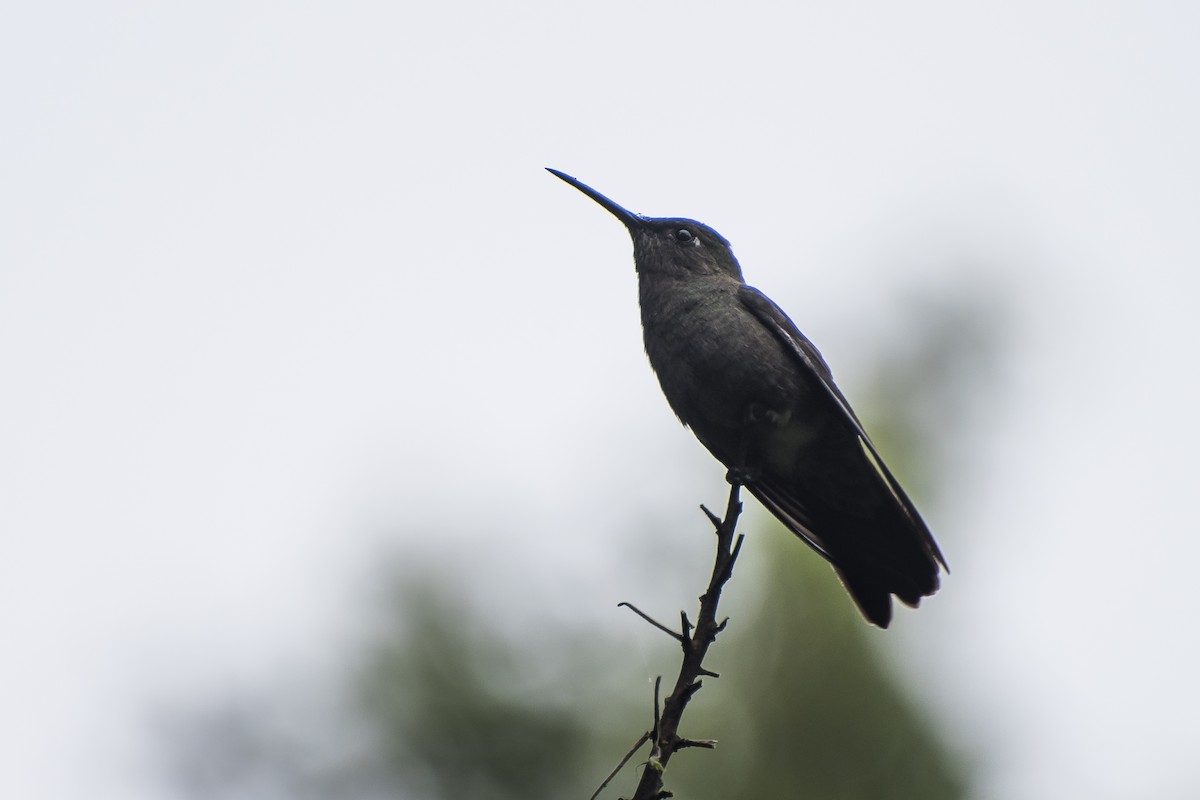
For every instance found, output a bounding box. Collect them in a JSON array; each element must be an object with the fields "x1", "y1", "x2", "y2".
[{"x1": 593, "y1": 480, "x2": 745, "y2": 800}]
